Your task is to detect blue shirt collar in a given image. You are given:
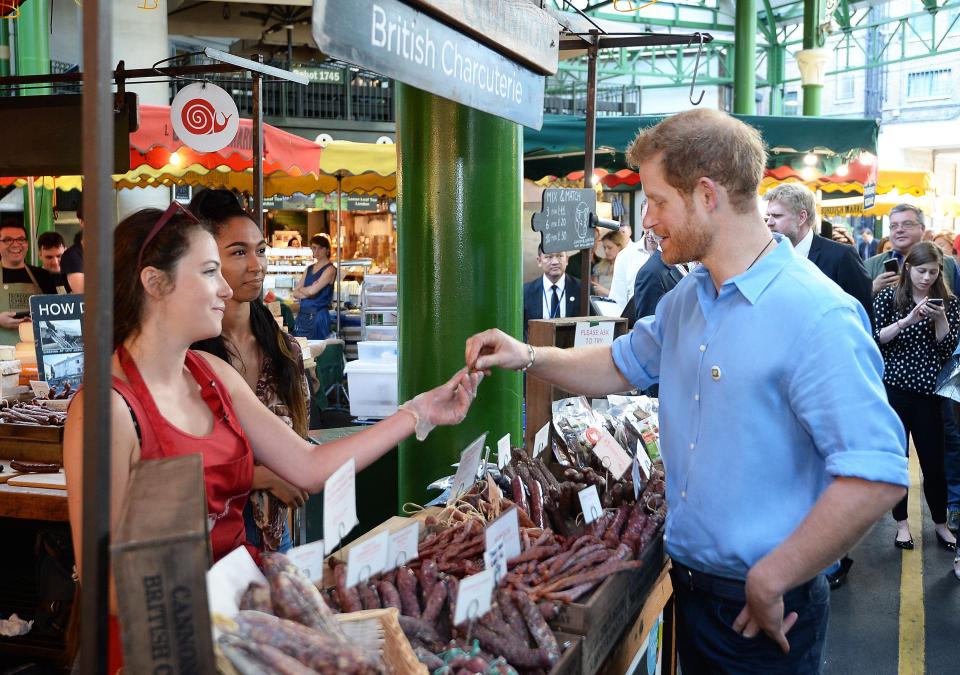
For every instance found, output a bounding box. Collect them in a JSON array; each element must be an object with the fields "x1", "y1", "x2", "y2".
[{"x1": 693, "y1": 233, "x2": 794, "y2": 305}]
